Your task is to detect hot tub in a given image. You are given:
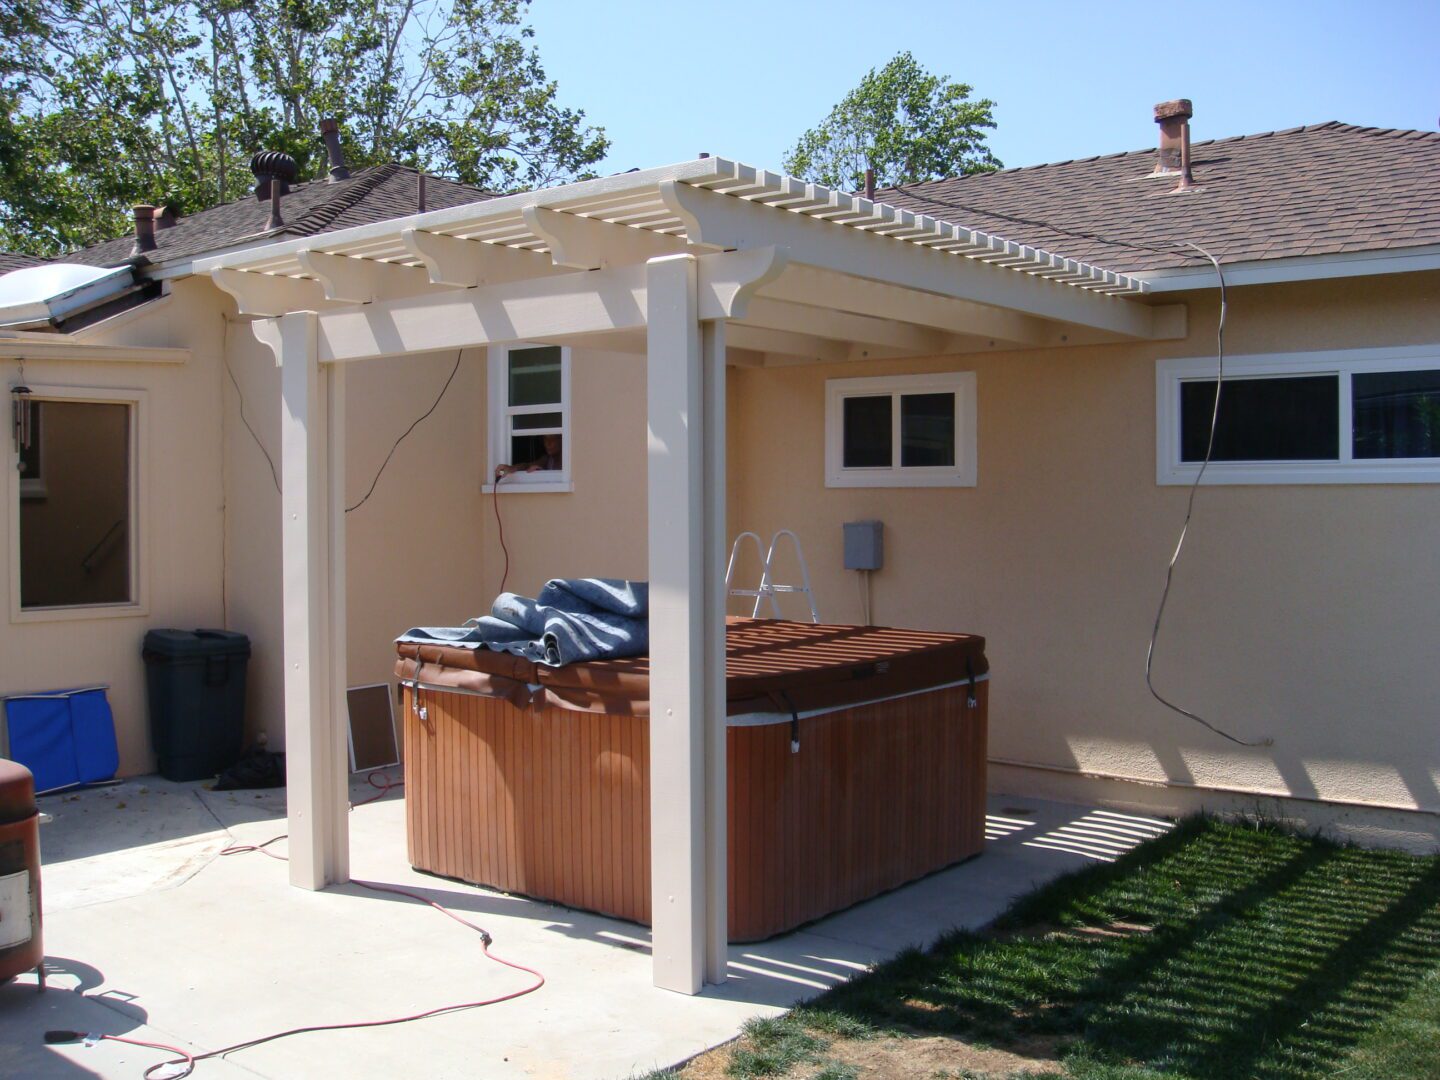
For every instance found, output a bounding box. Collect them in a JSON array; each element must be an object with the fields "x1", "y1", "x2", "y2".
[{"x1": 395, "y1": 618, "x2": 988, "y2": 941}]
